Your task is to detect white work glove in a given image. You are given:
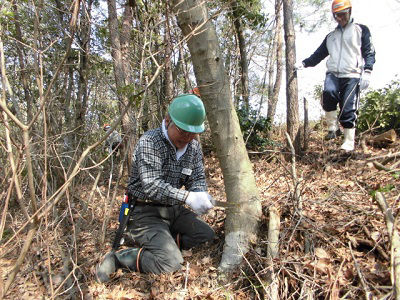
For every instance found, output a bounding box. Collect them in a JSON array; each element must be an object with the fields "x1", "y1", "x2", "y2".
[
  {"x1": 360, "y1": 70, "x2": 371, "y2": 91},
  {"x1": 185, "y1": 192, "x2": 214, "y2": 215},
  {"x1": 294, "y1": 61, "x2": 304, "y2": 71}
]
